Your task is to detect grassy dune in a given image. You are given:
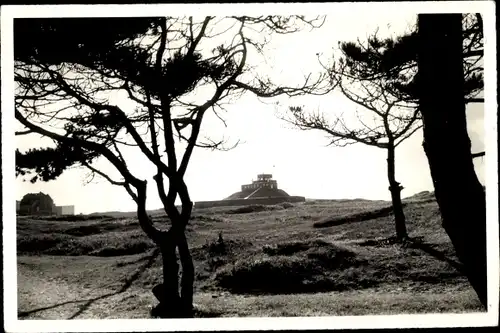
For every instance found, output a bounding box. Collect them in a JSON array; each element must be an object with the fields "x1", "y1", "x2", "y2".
[{"x1": 17, "y1": 195, "x2": 484, "y2": 319}]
